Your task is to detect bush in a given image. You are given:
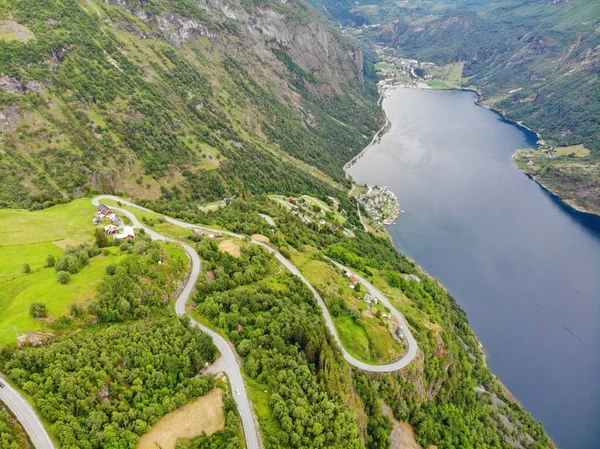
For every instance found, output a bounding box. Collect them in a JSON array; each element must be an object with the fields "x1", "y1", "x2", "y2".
[
  {"x1": 78, "y1": 250, "x2": 89, "y2": 266},
  {"x1": 133, "y1": 241, "x2": 149, "y2": 254},
  {"x1": 30, "y1": 302, "x2": 48, "y2": 318},
  {"x1": 56, "y1": 271, "x2": 71, "y2": 284},
  {"x1": 55, "y1": 255, "x2": 80, "y2": 274},
  {"x1": 279, "y1": 245, "x2": 291, "y2": 259},
  {"x1": 95, "y1": 228, "x2": 109, "y2": 248},
  {"x1": 46, "y1": 254, "x2": 56, "y2": 267},
  {"x1": 105, "y1": 264, "x2": 117, "y2": 276},
  {"x1": 149, "y1": 248, "x2": 161, "y2": 263},
  {"x1": 70, "y1": 303, "x2": 85, "y2": 317},
  {"x1": 23, "y1": 263, "x2": 31, "y2": 274}
]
